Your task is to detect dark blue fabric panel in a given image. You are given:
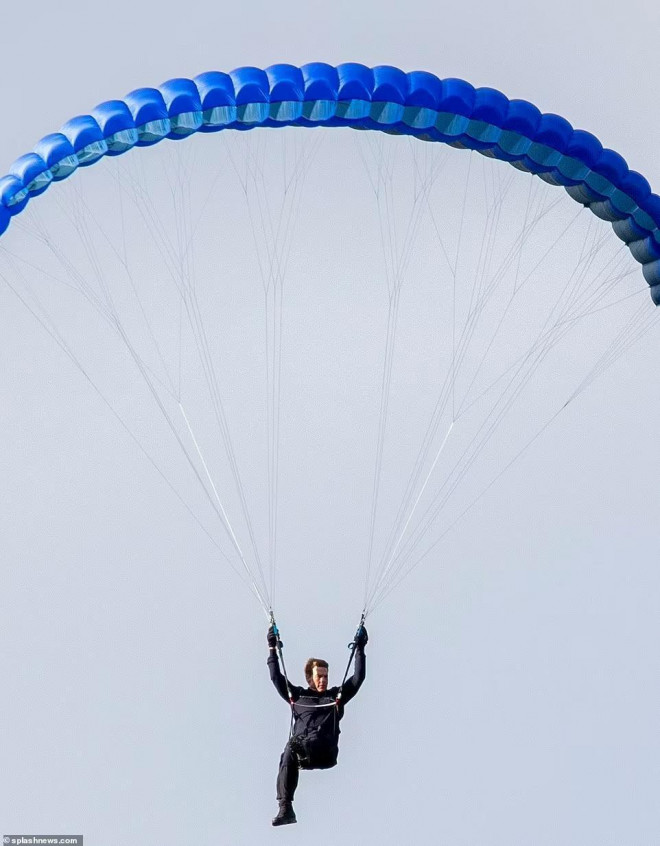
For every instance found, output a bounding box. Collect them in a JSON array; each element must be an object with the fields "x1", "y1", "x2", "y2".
[
  {"x1": 0, "y1": 174, "x2": 28, "y2": 213},
  {"x1": 565, "y1": 129, "x2": 602, "y2": 169},
  {"x1": 472, "y1": 87, "x2": 508, "y2": 125},
  {"x1": 593, "y1": 148, "x2": 629, "y2": 185},
  {"x1": 61, "y1": 115, "x2": 104, "y2": 154},
  {"x1": 621, "y1": 170, "x2": 652, "y2": 207},
  {"x1": 160, "y1": 78, "x2": 202, "y2": 116},
  {"x1": 301, "y1": 63, "x2": 339, "y2": 100},
  {"x1": 265, "y1": 64, "x2": 304, "y2": 102},
  {"x1": 535, "y1": 113, "x2": 573, "y2": 152},
  {"x1": 503, "y1": 99, "x2": 542, "y2": 136},
  {"x1": 612, "y1": 217, "x2": 651, "y2": 244},
  {"x1": 337, "y1": 63, "x2": 374, "y2": 101},
  {"x1": 407, "y1": 71, "x2": 445, "y2": 110},
  {"x1": 230, "y1": 66, "x2": 269, "y2": 105},
  {"x1": 194, "y1": 71, "x2": 235, "y2": 109},
  {"x1": 643, "y1": 260, "x2": 660, "y2": 292},
  {"x1": 124, "y1": 88, "x2": 168, "y2": 127},
  {"x1": 437, "y1": 78, "x2": 475, "y2": 117},
  {"x1": 34, "y1": 133, "x2": 76, "y2": 172},
  {"x1": 644, "y1": 195, "x2": 660, "y2": 243},
  {"x1": 628, "y1": 235, "x2": 660, "y2": 263},
  {"x1": 92, "y1": 100, "x2": 136, "y2": 136},
  {"x1": 372, "y1": 65, "x2": 408, "y2": 104},
  {"x1": 9, "y1": 153, "x2": 50, "y2": 196}
]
